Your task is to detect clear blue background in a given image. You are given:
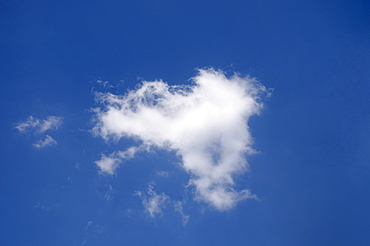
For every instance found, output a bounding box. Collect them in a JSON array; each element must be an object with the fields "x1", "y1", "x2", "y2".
[{"x1": 1, "y1": 0, "x2": 369, "y2": 245}]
